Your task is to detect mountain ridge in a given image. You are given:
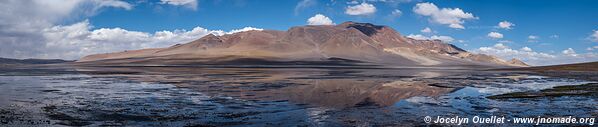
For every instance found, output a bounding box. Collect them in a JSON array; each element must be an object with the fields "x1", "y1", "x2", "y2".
[
  {"x1": 77, "y1": 21, "x2": 528, "y2": 67},
  {"x1": 0, "y1": 57, "x2": 72, "y2": 65}
]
